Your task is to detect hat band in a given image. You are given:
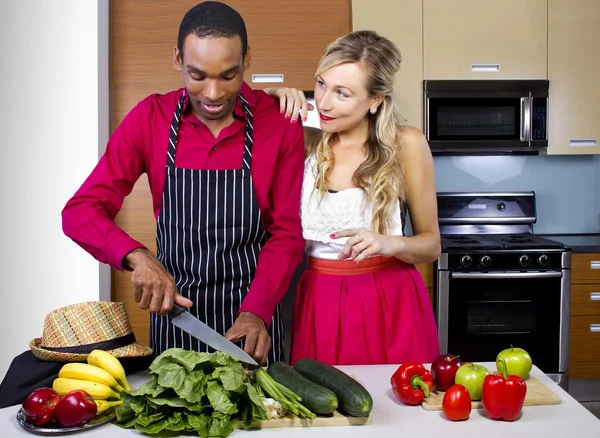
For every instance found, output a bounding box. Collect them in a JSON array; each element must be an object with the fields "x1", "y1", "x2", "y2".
[{"x1": 41, "y1": 333, "x2": 137, "y2": 354}]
